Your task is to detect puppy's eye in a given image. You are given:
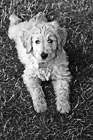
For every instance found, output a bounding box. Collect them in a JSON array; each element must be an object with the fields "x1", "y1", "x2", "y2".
[
  {"x1": 48, "y1": 39, "x2": 53, "y2": 44},
  {"x1": 35, "y1": 40, "x2": 40, "y2": 44}
]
